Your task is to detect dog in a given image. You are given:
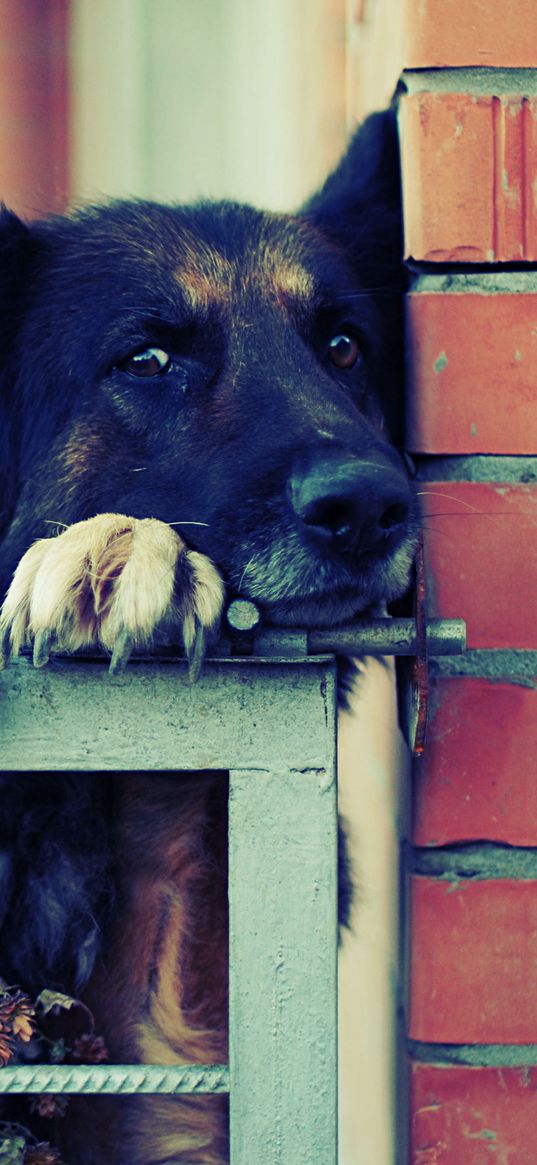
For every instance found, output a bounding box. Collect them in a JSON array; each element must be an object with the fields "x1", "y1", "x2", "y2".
[{"x1": 0, "y1": 109, "x2": 419, "y2": 1164}]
